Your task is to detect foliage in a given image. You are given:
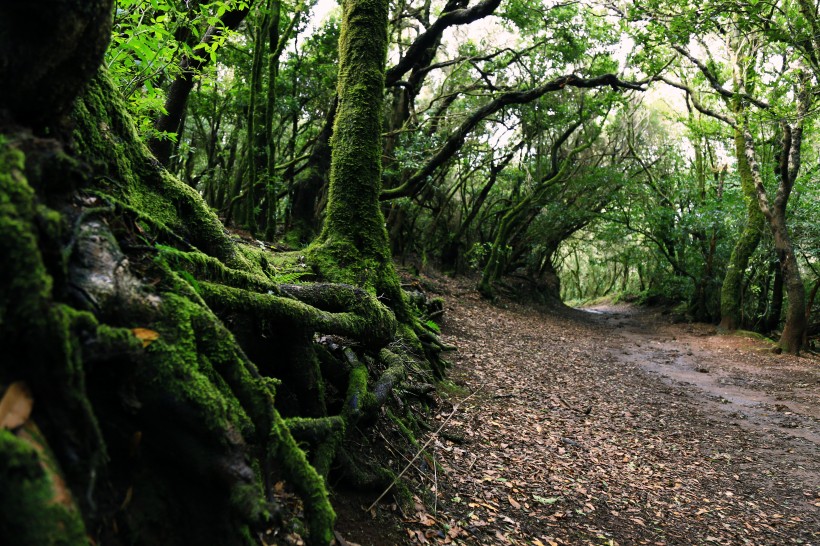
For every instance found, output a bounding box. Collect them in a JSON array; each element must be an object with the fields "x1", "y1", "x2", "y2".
[{"x1": 106, "y1": 0, "x2": 248, "y2": 140}]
